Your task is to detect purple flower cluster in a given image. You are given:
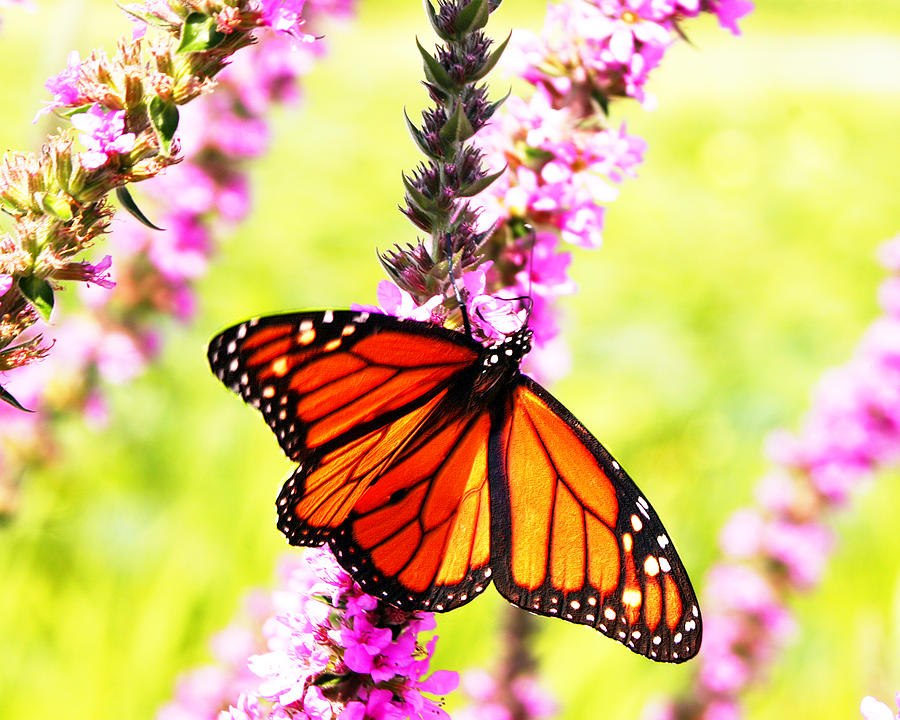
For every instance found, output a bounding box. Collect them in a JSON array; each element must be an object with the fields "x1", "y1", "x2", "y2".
[
  {"x1": 157, "y1": 549, "x2": 457, "y2": 720},
  {"x1": 372, "y1": 0, "x2": 751, "y2": 383},
  {"x1": 647, "y1": 234, "x2": 900, "y2": 720},
  {"x1": 0, "y1": 0, "x2": 356, "y2": 513},
  {"x1": 510, "y1": 0, "x2": 753, "y2": 108},
  {"x1": 478, "y1": 0, "x2": 751, "y2": 376},
  {"x1": 474, "y1": 91, "x2": 646, "y2": 251}
]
